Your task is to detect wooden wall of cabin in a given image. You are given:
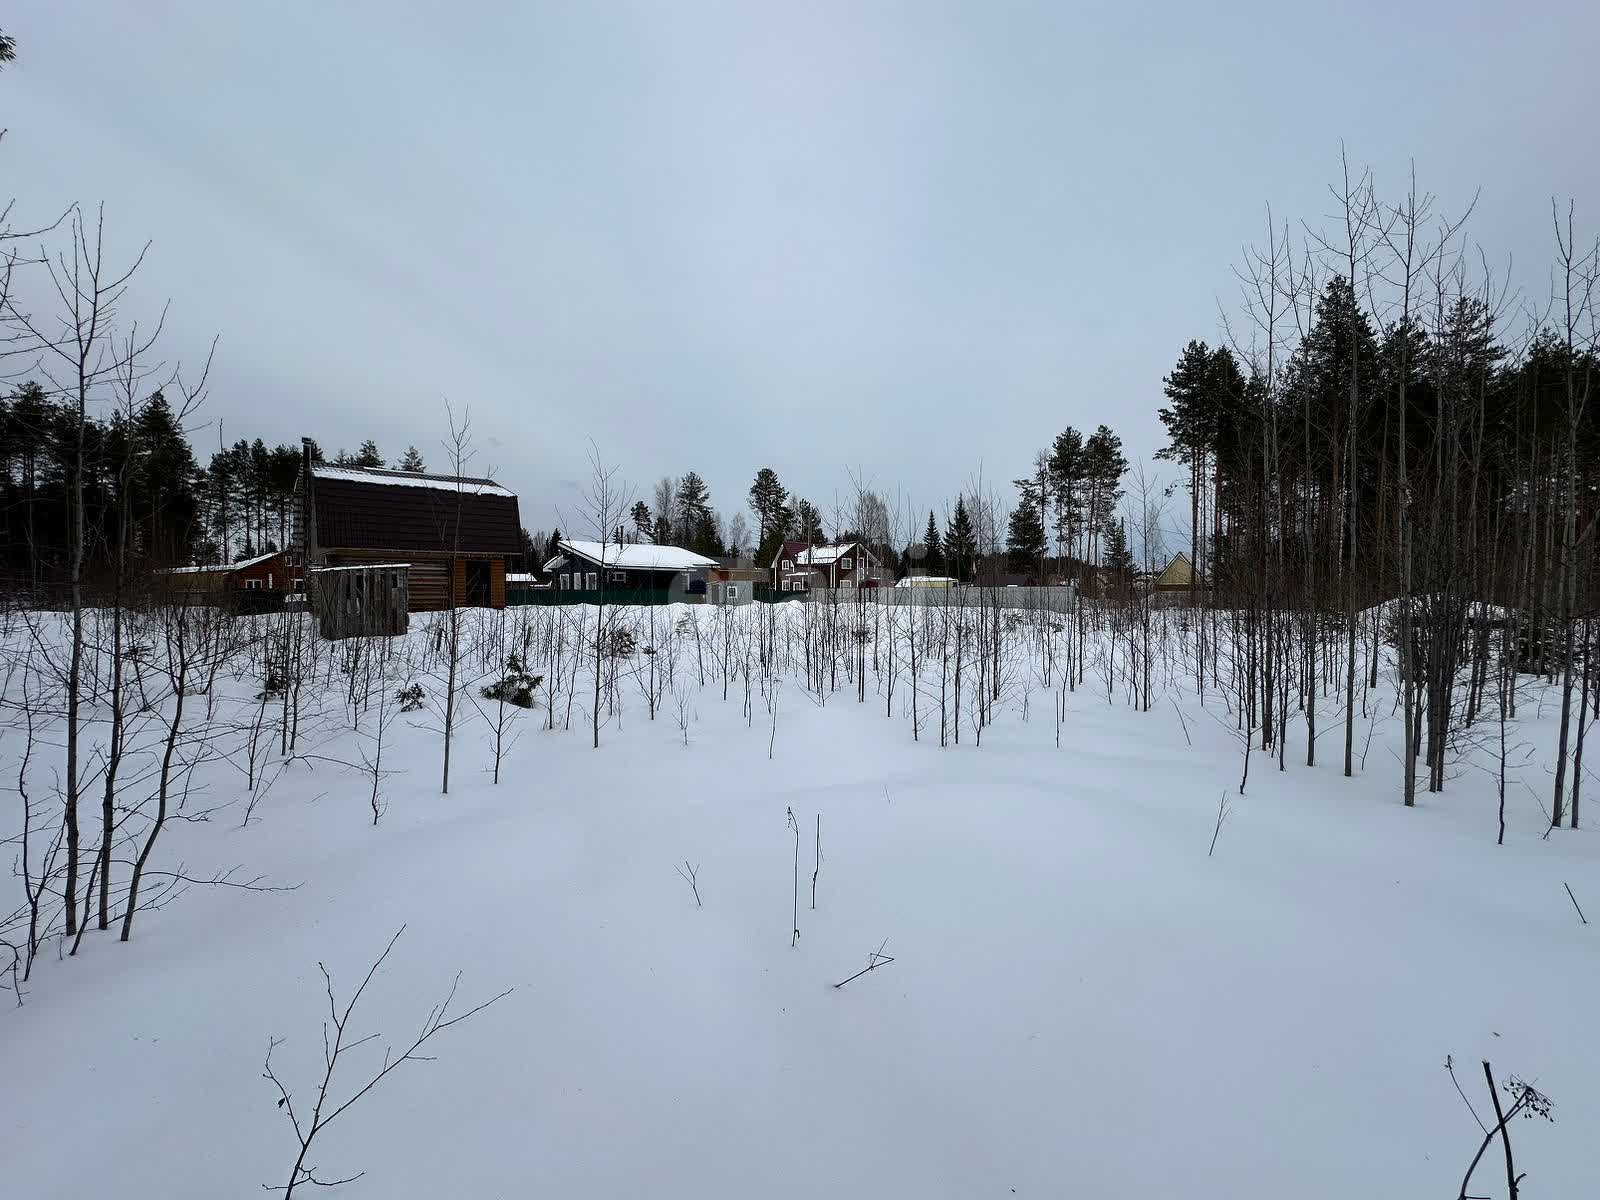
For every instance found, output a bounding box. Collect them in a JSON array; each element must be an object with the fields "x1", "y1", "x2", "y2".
[
  {"x1": 325, "y1": 549, "x2": 448, "y2": 612},
  {"x1": 409, "y1": 560, "x2": 451, "y2": 611},
  {"x1": 324, "y1": 549, "x2": 504, "y2": 612}
]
